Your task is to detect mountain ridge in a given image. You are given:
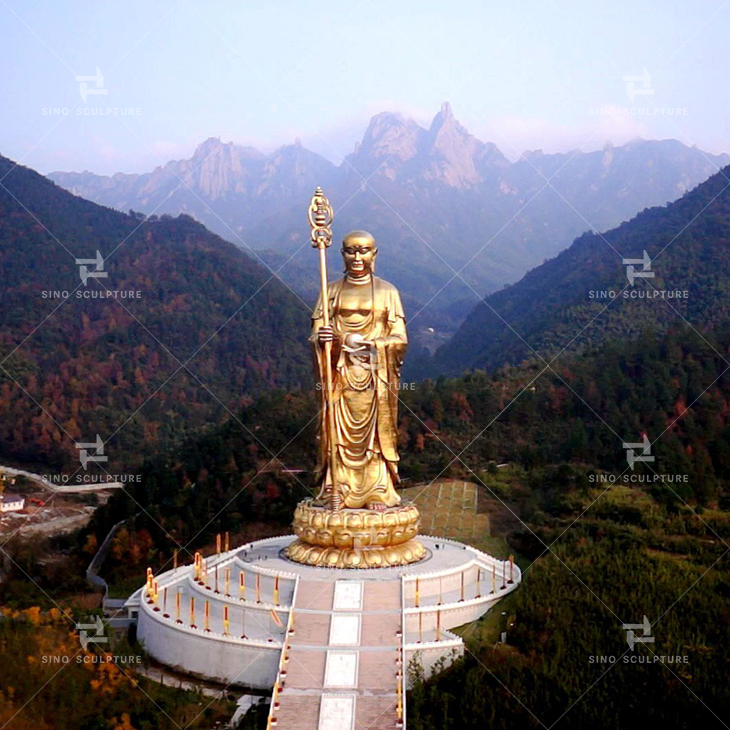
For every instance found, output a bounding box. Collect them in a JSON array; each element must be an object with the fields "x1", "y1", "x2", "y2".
[
  {"x1": 48, "y1": 105, "x2": 730, "y2": 342},
  {"x1": 416, "y1": 162, "x2": 730, "y2": 377}
]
